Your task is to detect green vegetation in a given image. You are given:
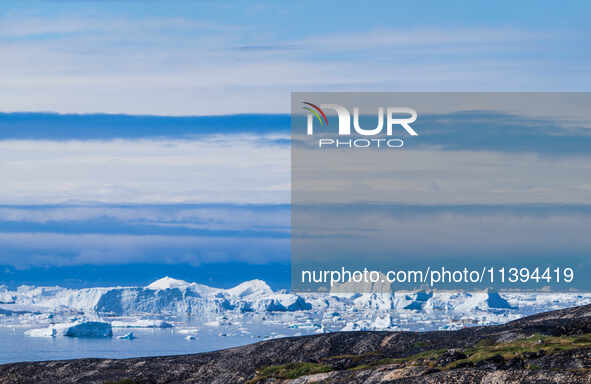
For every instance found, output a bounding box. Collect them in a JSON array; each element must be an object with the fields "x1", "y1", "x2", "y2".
[
  {"x1": 248, "y1": 333, "x2": 591, "y2": 381},
  {"x1": 433, "y1": 333, "x2": 591, "y2": 370},
  {"x1": 323, "y1": 353, "x2": 376, "y2": 363},
  {"x1": 474, "y1": 338, "x2": 496, "y2": 347},
  {"x1": 389, "y1": 348, "x2": 447, "y2": 365},
  {"x1": 248, "y1": 362, "x2": 332, "y2": 383},
  {"x1": 412, "y1": 341, "x2": 430, "y2": 348},
  {"x1": 456, "y1": 333, "x2": 587, "y2": 368}
]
